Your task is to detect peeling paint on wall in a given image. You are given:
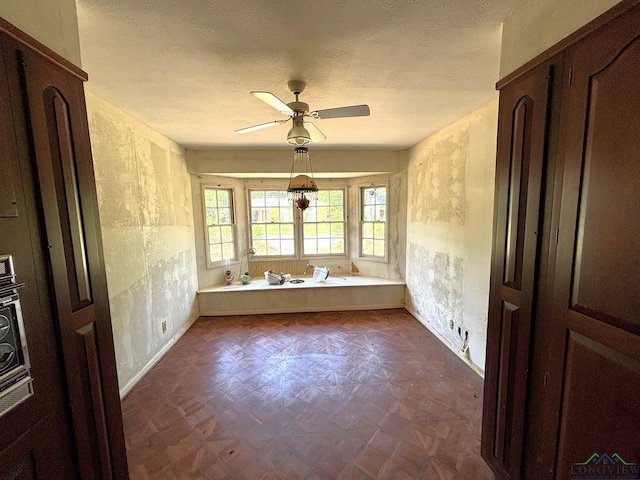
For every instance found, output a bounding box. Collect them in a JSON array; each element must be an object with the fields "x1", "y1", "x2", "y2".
[
  {"x1": 86, "y1": 91, "x2": 198, "y2": 391},
  {"x1": 407, "y1": 244, "x2": 464, "y2": 340},
  {"x1": 410, "y1": 129, "x2": 468, "y2": 225},
  {"x1": 405, "y1": 100, "x2": 498, "y2": 373}
]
